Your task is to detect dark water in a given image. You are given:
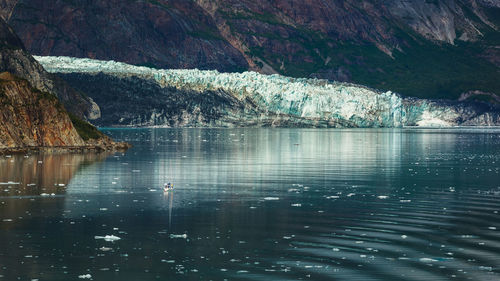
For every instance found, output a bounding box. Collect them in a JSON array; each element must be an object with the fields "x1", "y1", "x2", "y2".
[{"x1": 0, "y1": 128, "x2": 499, "y2": 281}]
